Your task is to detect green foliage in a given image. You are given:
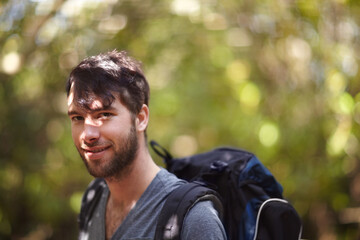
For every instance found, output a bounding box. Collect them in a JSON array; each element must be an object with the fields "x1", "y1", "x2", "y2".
[{"x1": 1, "y1": 0, "x2": 360, "y2": 239}]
